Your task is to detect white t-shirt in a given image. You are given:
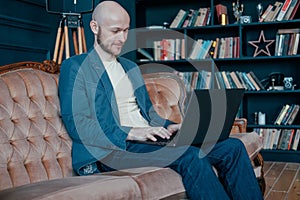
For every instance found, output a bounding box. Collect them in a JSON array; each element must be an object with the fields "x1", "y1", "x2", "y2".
[{"x1": 103, "y1": 59, "x2": 150, "y2": 128}]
